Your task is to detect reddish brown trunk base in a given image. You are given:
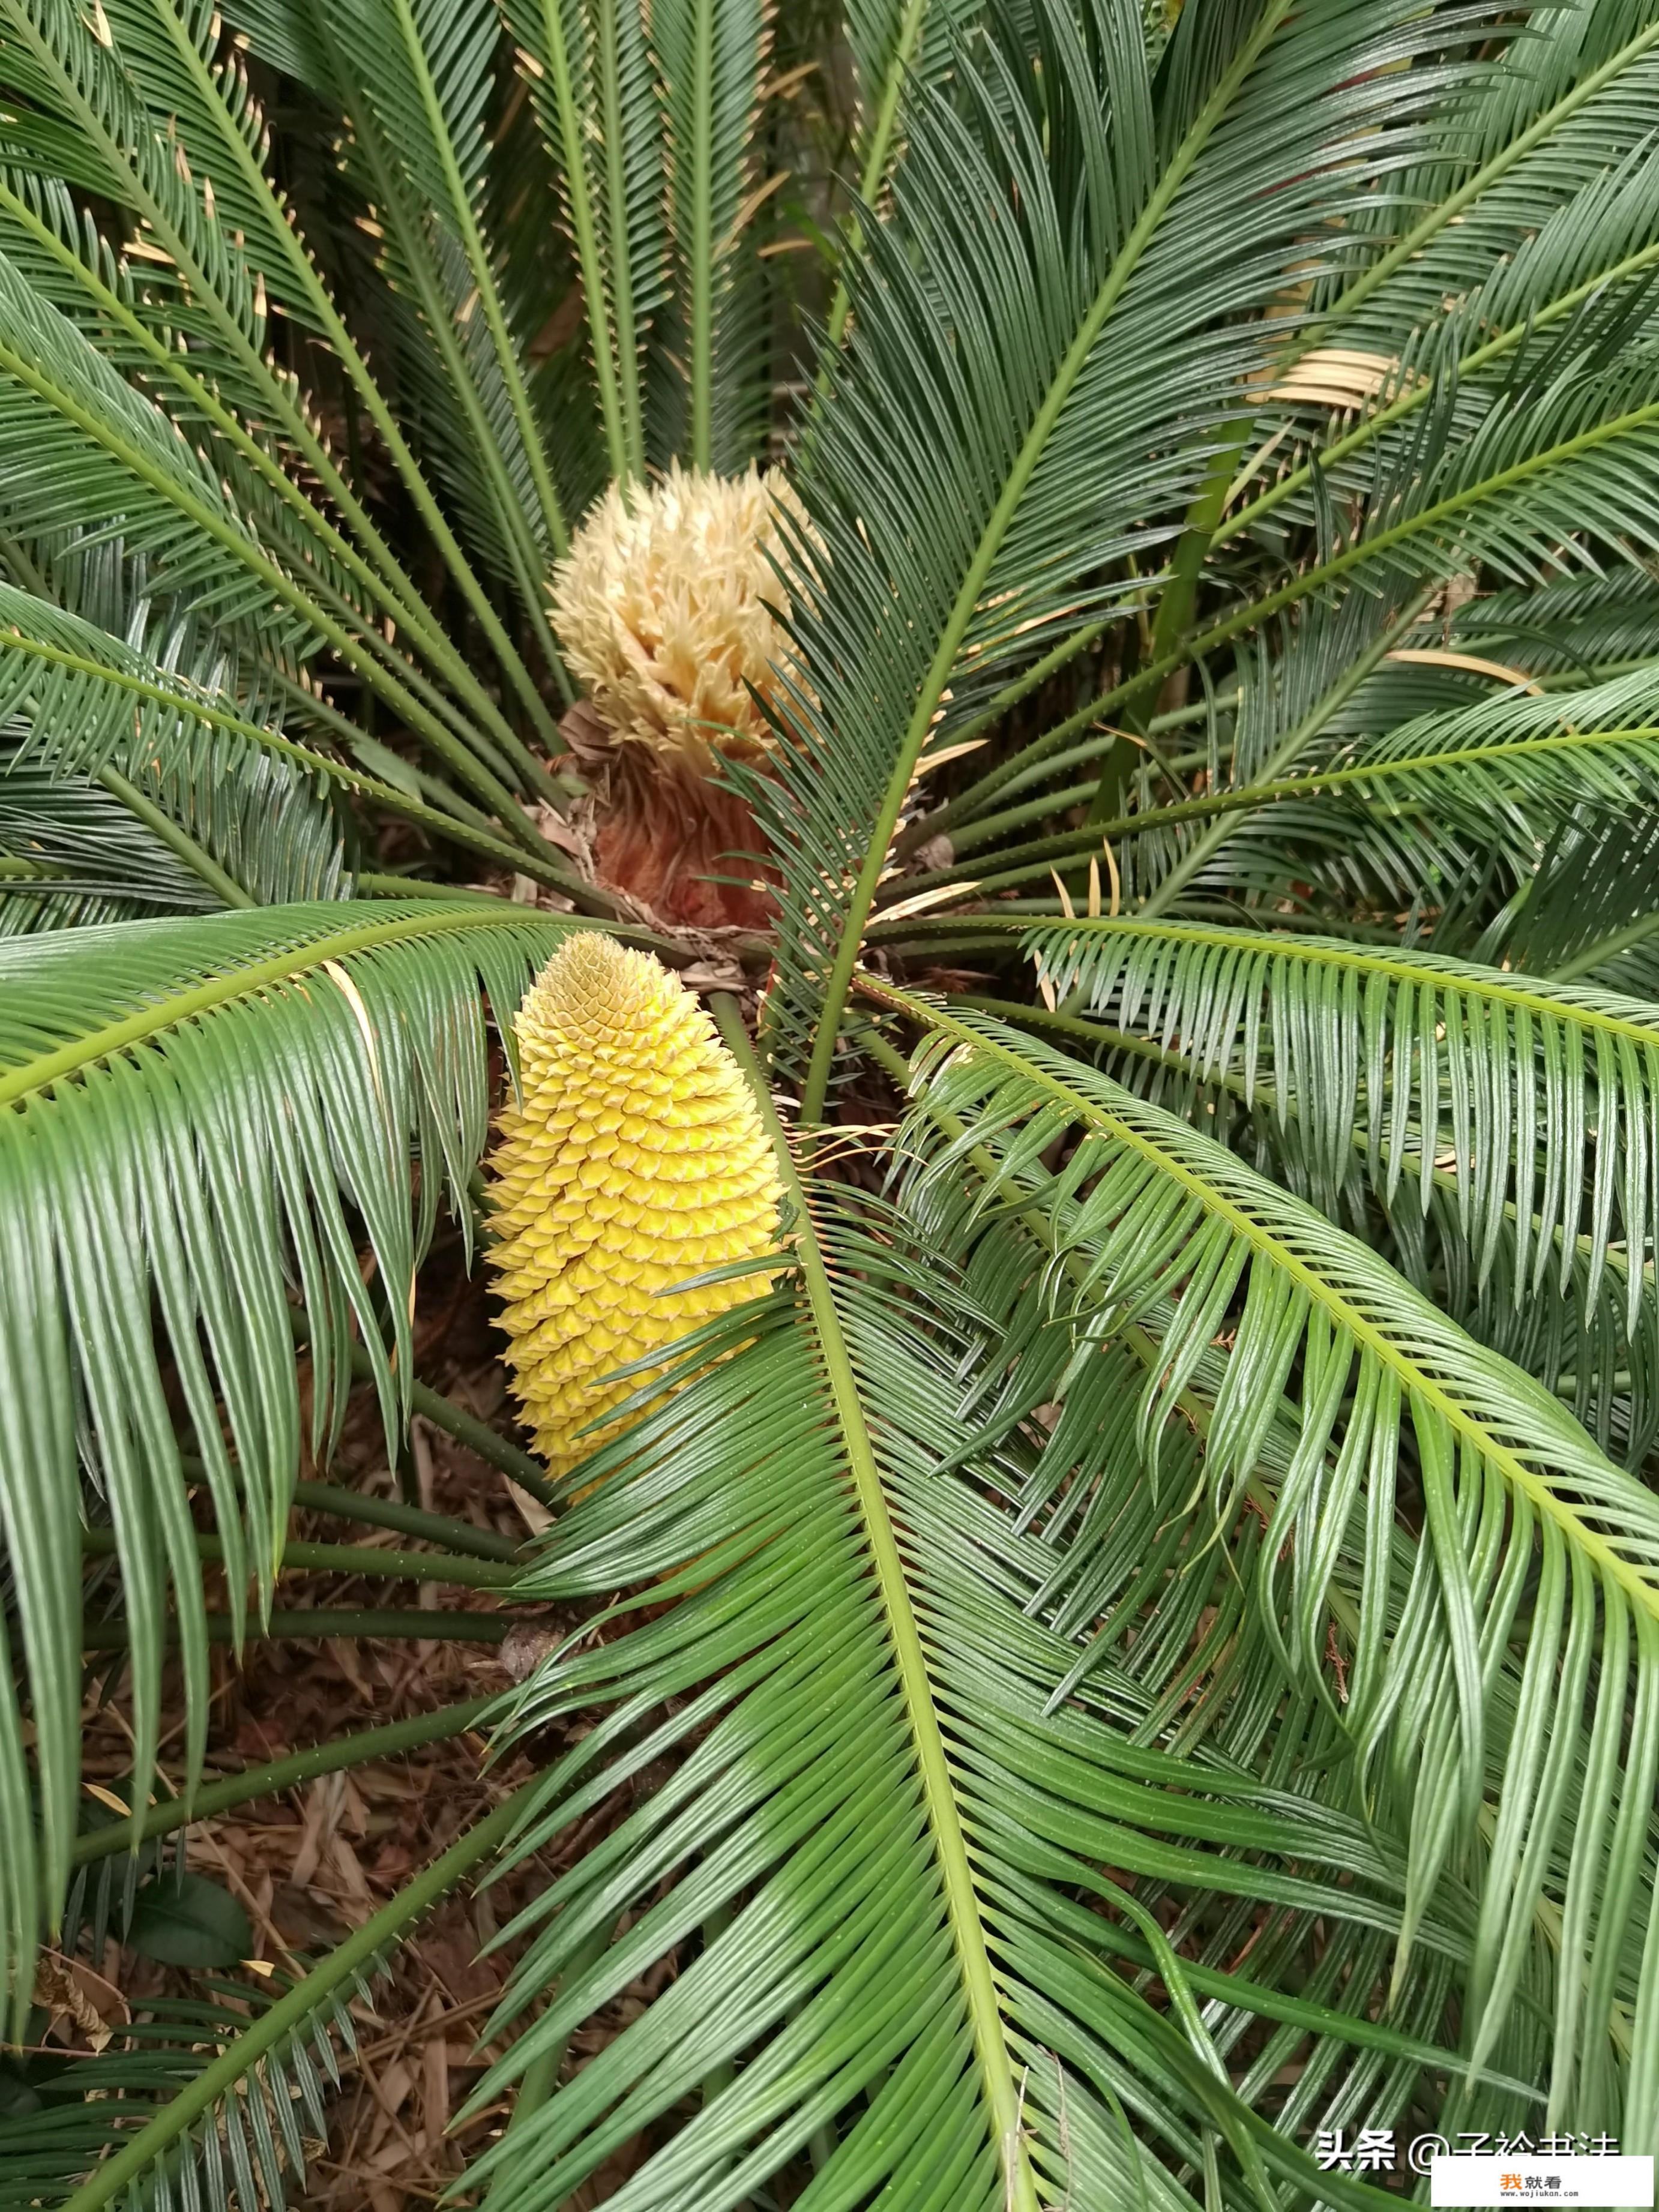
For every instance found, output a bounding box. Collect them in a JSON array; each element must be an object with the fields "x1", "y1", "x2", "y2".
[{"x1": 585, "y1": 743, "x2": 777, "y2": 932}]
